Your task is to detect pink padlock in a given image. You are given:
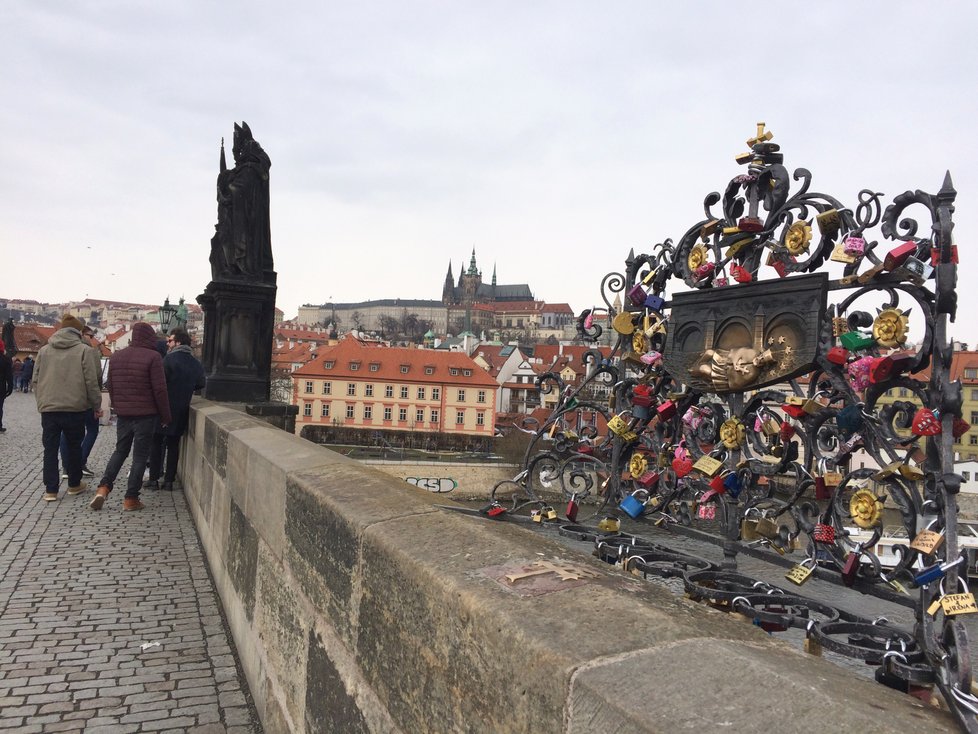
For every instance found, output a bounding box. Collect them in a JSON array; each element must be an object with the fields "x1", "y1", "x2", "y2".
[
  {"x1": 847, "y1": 355, "x2": 873, "y2": 391},
  {"x1": 682, "y1": 406, "x2": 706, "y2": 430},
  {"x1": 843, "y1": 235, "x2": 865, "y2": 256},
  {"x1": 693, "y1": 262, "x2": 715, "y2": 280},
  {"x1": 713, "y1": 277, "x2": 729, "y2": 287},
  {"x1": 583, "y1": 312, "x2": 595, "y2": 330},
  {"x1": 641, "y1": 350, "x2": 663, "y2": 366}
]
